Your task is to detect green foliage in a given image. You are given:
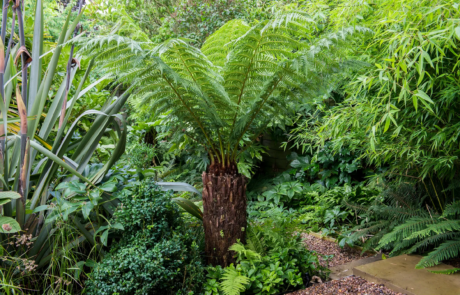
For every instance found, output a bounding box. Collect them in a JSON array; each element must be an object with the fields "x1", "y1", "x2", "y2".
[
  {"x1": 77, "y1": 10, "x2": 366, "y2": 174},
  {"x1": 288, "y1": 142, "x2": 365, "y2": 188},
  {"x1": 294, "y1": 0, "x2": 460, "y2": 182},
  {"x1": 0, "y1": 2, "x2": 131, "y2": 293},
  {"x1": 86, "y1": 181, "x2": 206, "y2": 294},
  {"x1": 203, "y1": 211, "x2": 326, "y2": 295},
  {"x1": 87, "y1": 0, "x2": 300, "y2": 46},
  {"x1": 220, "y1": 264, "x2": 251, "y2": 295},
  {"x1": 126, "y1": 142, "x2": 156, "y2": 170},
  {"x1": 343, "y1": 185, "x2": 460, "y2": 271}
]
